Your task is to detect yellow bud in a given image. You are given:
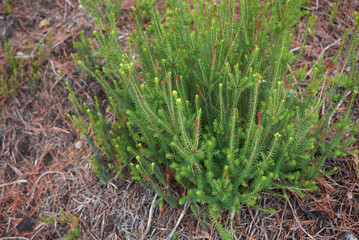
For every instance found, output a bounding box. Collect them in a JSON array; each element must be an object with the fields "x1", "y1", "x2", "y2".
[{"x1": 274, "y1": 132, "x2": 281, "y2": 139}]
